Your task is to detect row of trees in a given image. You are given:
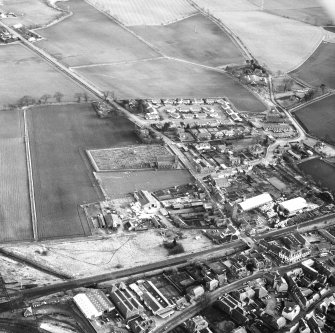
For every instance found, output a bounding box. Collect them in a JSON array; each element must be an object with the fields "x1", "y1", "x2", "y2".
[{"x1": 3, "y1": 92, "x2": 92, "y2": 110}]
